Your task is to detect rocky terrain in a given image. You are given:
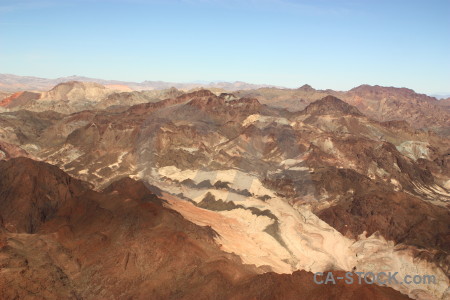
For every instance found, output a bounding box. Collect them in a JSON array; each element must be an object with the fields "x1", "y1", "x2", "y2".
[
  {"x1": 2, "y1": 75, "x2": 448, "y2": 136},
  {"x1": 235, "y1": 84, "x2": 450, "y2": 135},
  {"x1": 0, "y1": 80, "x2": 449, "y2": 299},
  {"x1": 0, "y1": 81, "x2": 187, "y2": 114},
  {"x1": 0, "y1": 158, "x2": 411, "y2": 300}
]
